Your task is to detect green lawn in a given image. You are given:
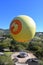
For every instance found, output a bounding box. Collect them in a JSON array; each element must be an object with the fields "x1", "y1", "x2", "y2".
[{"x1": 0, "y1": 52, "x2": 14, "y2": 65}]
